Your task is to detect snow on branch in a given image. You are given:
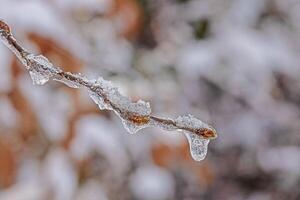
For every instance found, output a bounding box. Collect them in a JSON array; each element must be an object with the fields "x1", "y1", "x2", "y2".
[{"x1": 0, "y1": 20, "x2": 217, "y2": 161}]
